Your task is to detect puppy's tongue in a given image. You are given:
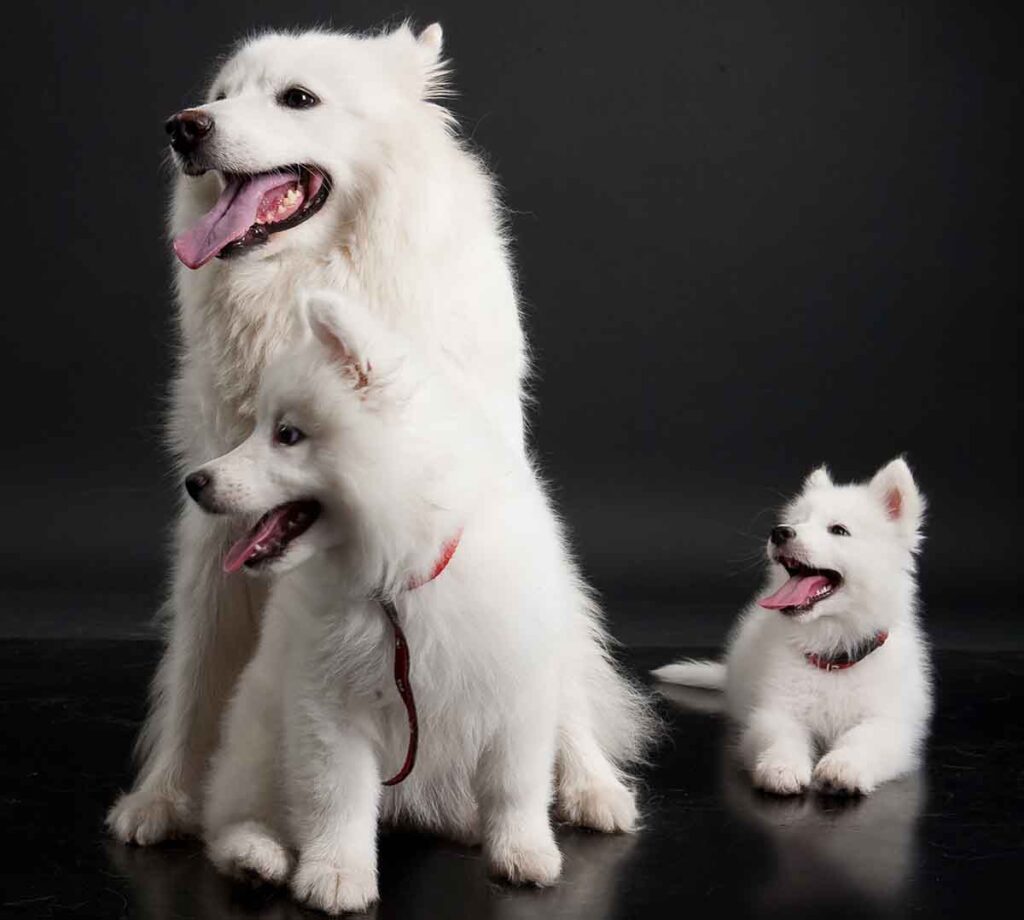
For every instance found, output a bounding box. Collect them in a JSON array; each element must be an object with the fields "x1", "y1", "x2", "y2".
[
  {"x1": 759, "y1": 574, "x2": 831, "y2": 610},
  {"x1": 173, "y1": 172, "x2": 300, "y2": 269},
  {"x1": 223, "y1": 506, "x2": 292, "y2": 574}
]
